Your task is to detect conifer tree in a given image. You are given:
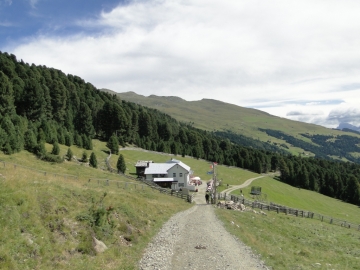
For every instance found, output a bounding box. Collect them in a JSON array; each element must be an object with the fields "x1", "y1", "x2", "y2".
[
  {"x1": 35, "y1": 141, "x2": 46, "y2": 159},
  {"x1": 66, "y1": 147, "x2": 73, "y2": 161},
  {"x1": 82, "y1": 151, "x2": 88, "y2": 163},
  {"x1": 107, "y1": 134, "x2": 119, "y2": 155},
  {"x1": 117, "y1": 154, "x2": 126, "y2": 174},
  {"x1": 51, "y1": 141, "x2": 60, "y2": 155},
  {"x1": 89, "y1": 152, "x2": 97, "y2": 168},
  {"x1": 65, "y1": 132, "x2": 73, "y2": 146}
]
